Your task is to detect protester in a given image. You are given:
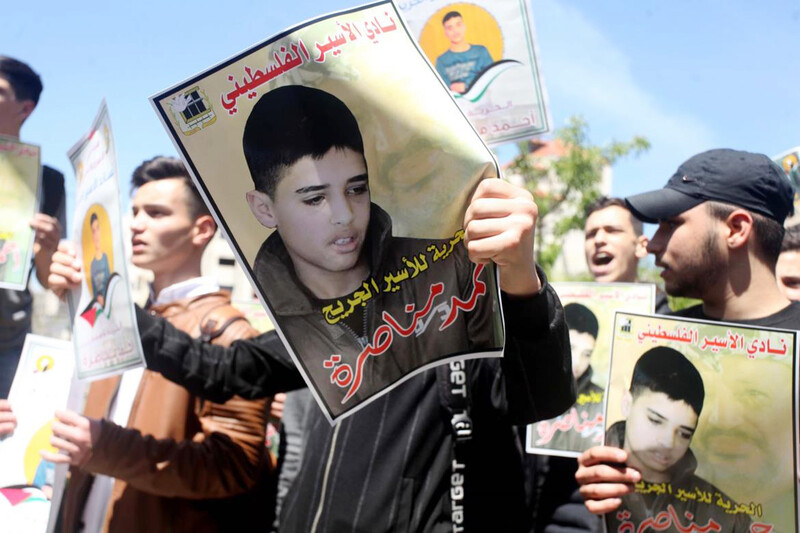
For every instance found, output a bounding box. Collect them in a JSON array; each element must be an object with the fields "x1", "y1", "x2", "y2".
[
  {"x1": 45, "y1": 157, "x2": 275, "y2": 532},
  {"x1": 575, "y1": 149, "x2": 797, "y2": 523},
  {"x1": 776, "y1": 223, "x2": 800, "y2": 301},
  {"x1": 0, "y1": 56, "x2": 65, "y2": 398},
  {"x1": 50, "y1": 170, "x2": 575, "y2": 531}
]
